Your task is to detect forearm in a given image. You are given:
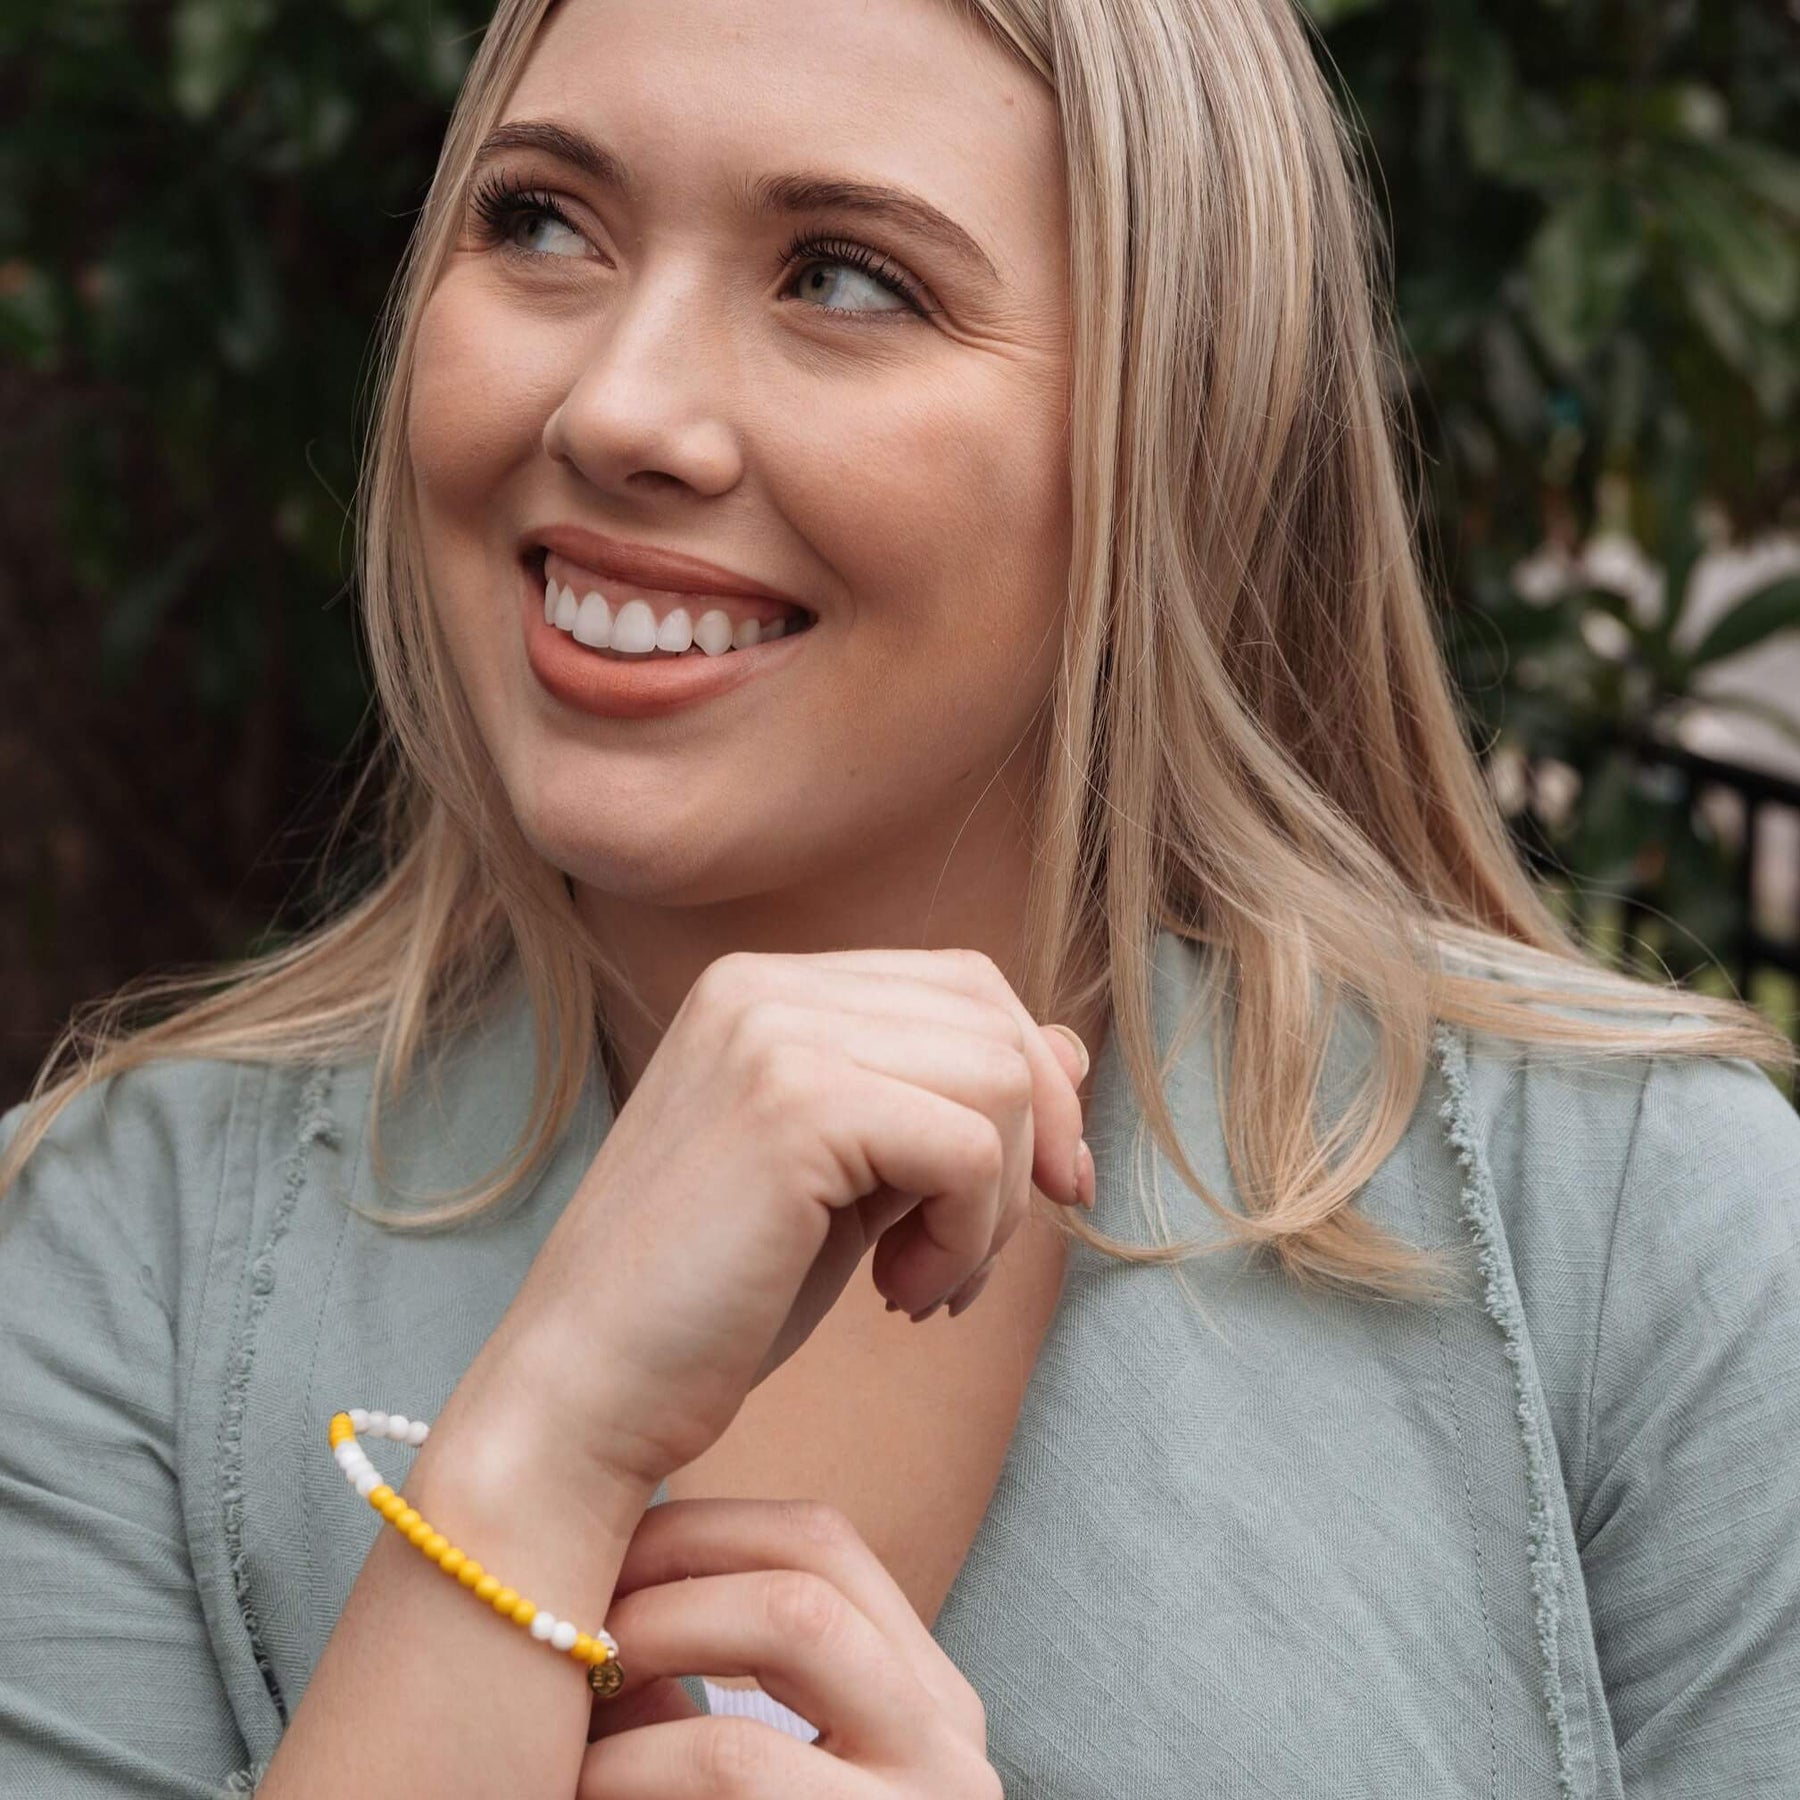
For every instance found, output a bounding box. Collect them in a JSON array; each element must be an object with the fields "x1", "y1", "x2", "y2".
[{"x1": 258, "y1": 1361, "x2": 658, "y2": 1800}]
